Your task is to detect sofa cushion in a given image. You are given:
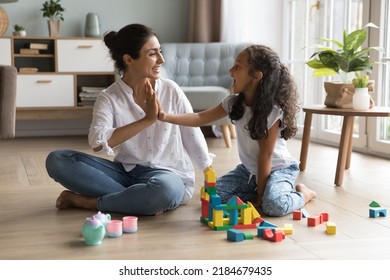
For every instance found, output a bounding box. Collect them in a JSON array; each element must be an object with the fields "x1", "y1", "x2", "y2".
[
  {"x1": 181, "y1": 86, "x2": 231, "y2": 110},
  {"x1": 161, "y1": 42, "x2": 249, "y2": 88}
]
